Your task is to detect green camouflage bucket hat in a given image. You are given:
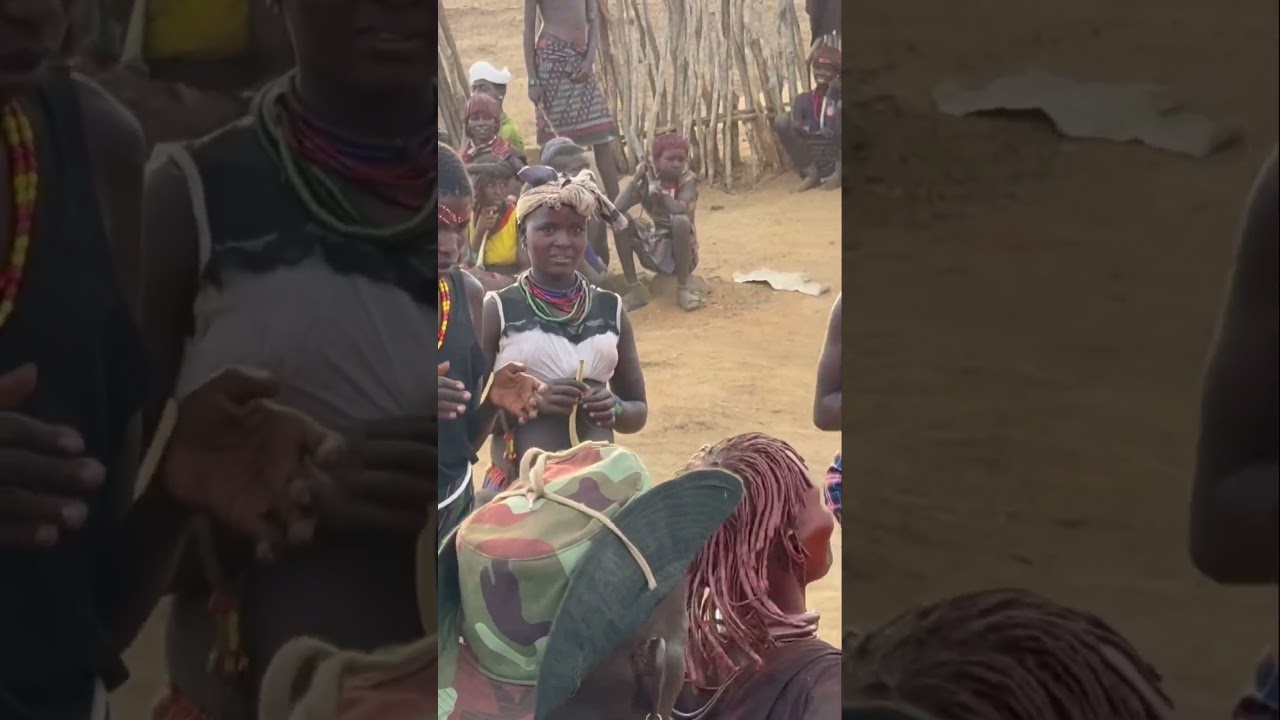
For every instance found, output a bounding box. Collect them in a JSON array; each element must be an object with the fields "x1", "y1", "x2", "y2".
[{"x1": 437, "y1": 442, "x2": 743, "y2": 720}]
